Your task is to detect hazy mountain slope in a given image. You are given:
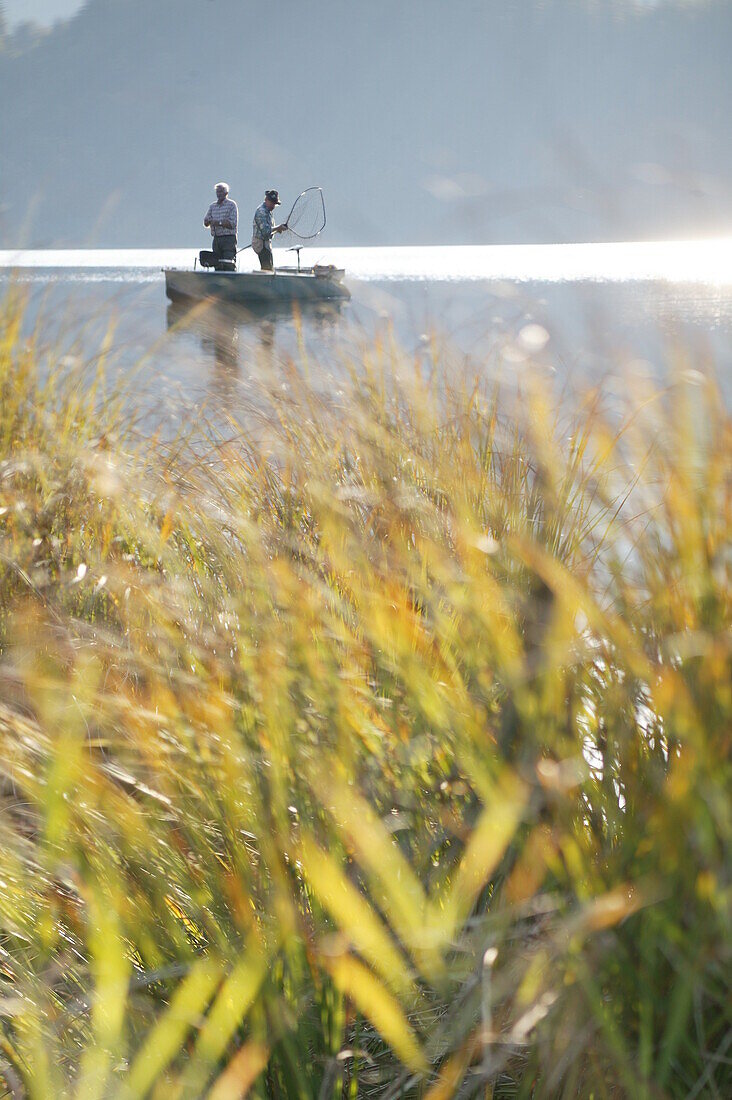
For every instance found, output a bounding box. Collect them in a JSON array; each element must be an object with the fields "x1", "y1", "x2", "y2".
[
  {"x1": 1, "y1": 1, "x2": 84, "y2": 29},
  {"x1": 1, "y1": 0, "x2": 730, "y2": 247}
]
